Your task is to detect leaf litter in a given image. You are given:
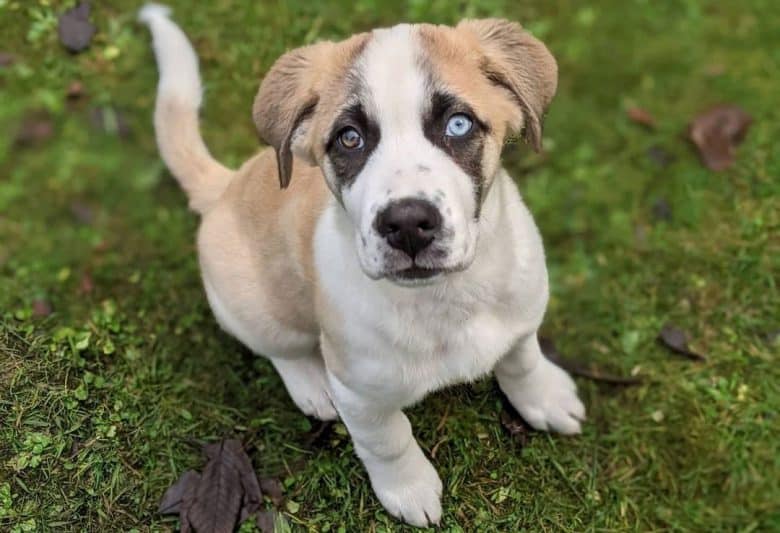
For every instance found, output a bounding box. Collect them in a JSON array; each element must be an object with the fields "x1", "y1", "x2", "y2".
[{"x1": 159, "y1": 439, "x2": 280, "y2": 532}]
